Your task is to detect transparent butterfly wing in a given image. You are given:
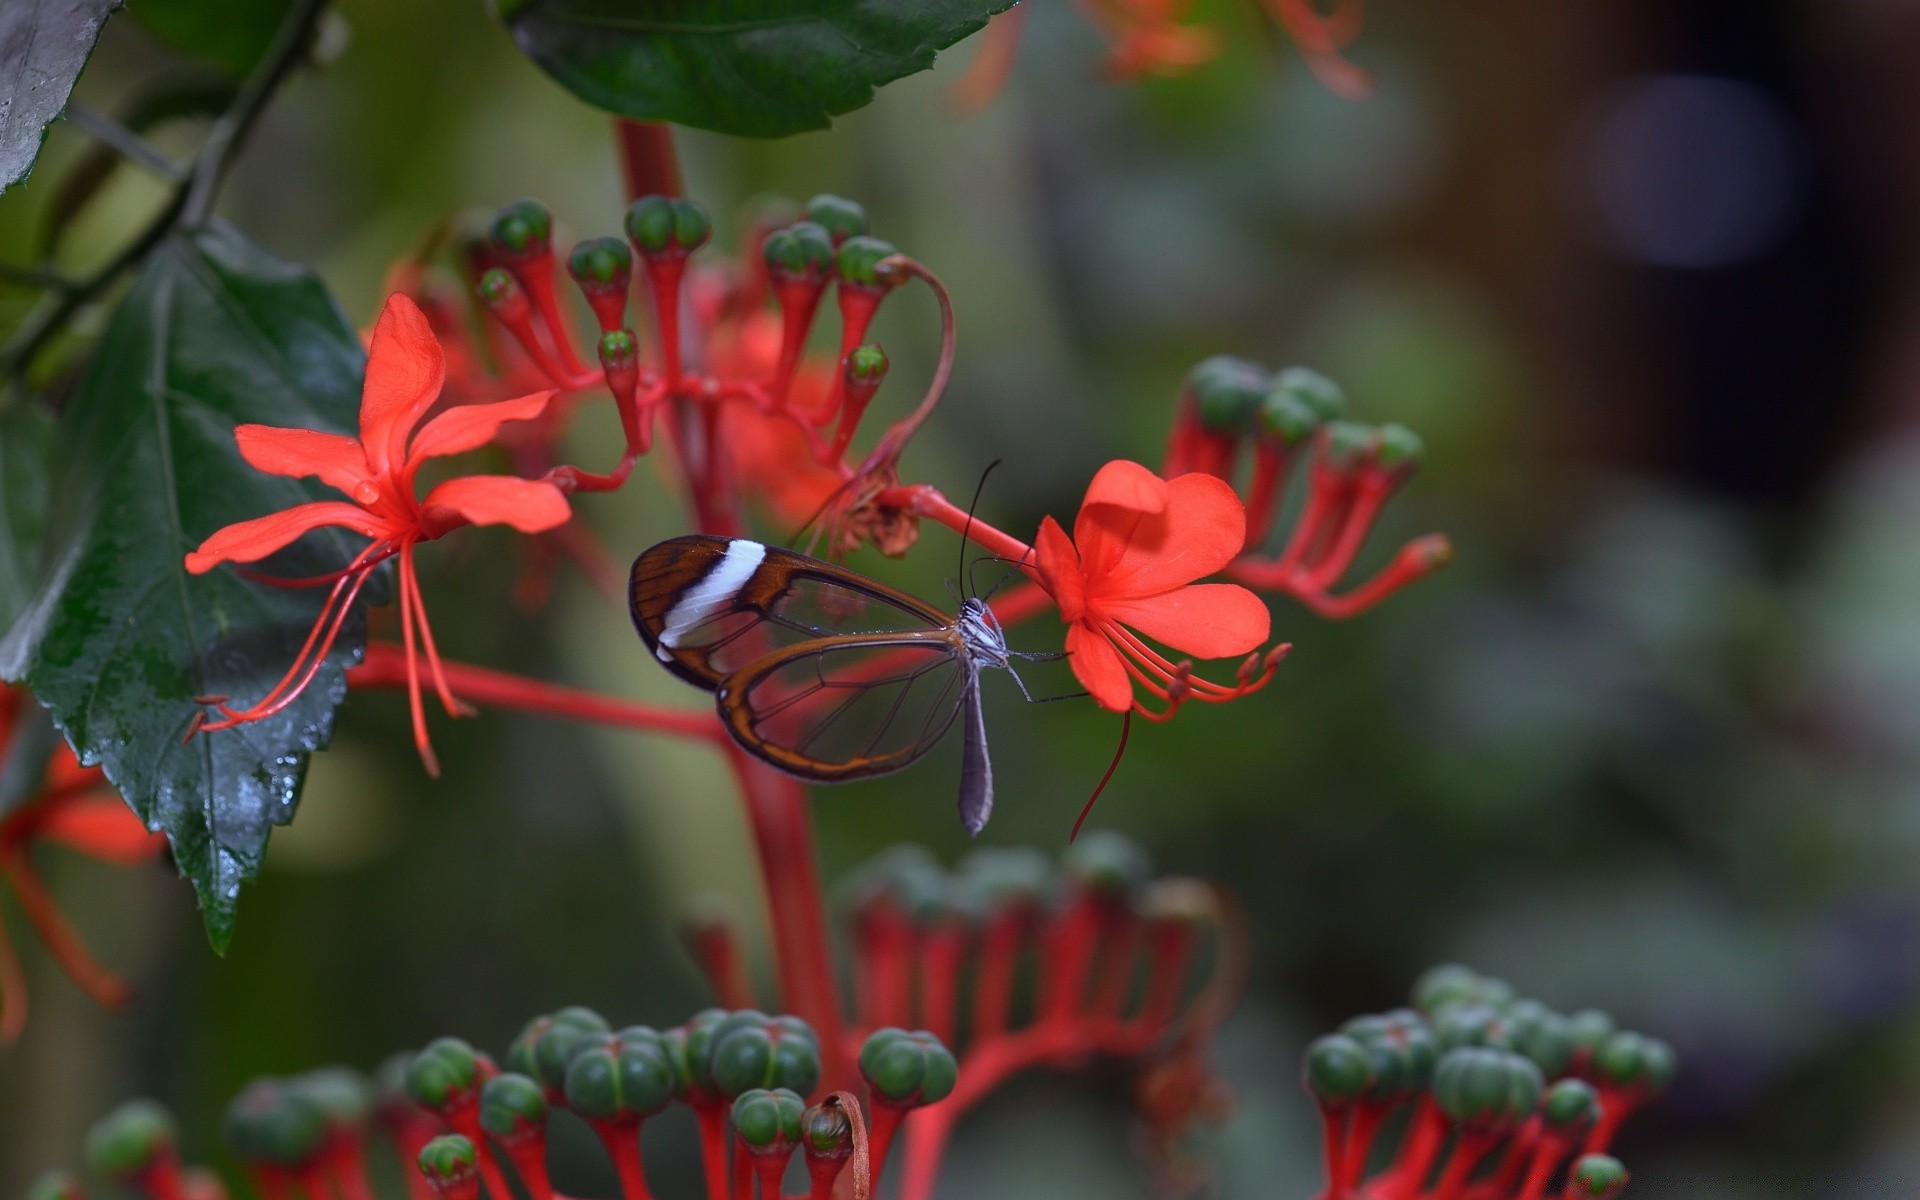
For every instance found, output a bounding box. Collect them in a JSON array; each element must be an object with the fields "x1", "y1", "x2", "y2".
[
  {"x1": 631, "y1": 536, "x2": 951, "y2": 690},
  {"x1": 716, "y1": 634, "x2": 972, "y2": 782}
]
